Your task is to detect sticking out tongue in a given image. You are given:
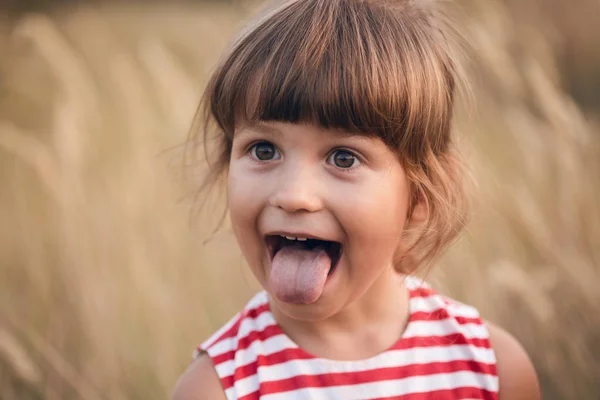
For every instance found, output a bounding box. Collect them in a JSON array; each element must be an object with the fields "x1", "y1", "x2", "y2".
[{"x1": 269, "y1": 244, "x2": 332, "y2": 304}]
